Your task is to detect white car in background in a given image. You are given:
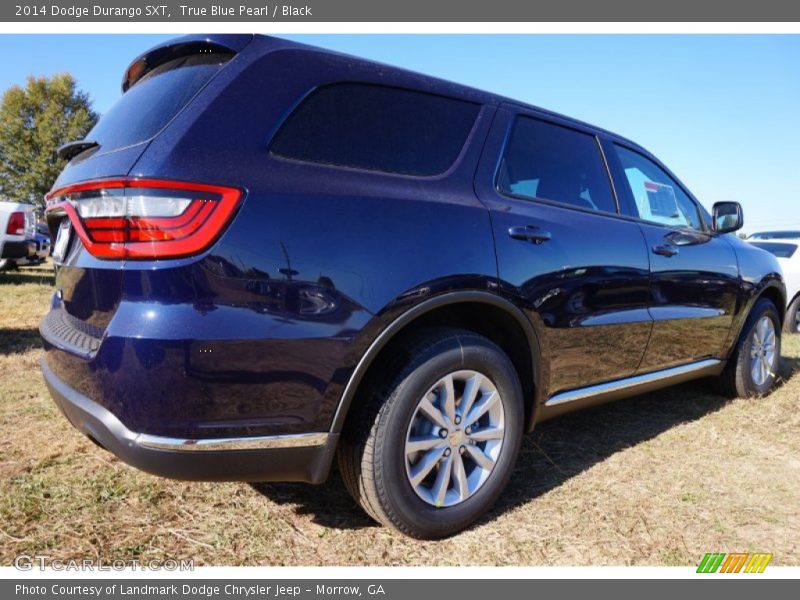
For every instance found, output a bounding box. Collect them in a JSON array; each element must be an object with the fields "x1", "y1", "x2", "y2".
[
  {"x1": 0, "y1": 201, "x2": 37, "y2": 271},
  {"x1": 749, "y1": 238, "x2": 800, "y2": 333},
  {"x1": 749, "y1": 230, "x2": 800, "y2": 241}
]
